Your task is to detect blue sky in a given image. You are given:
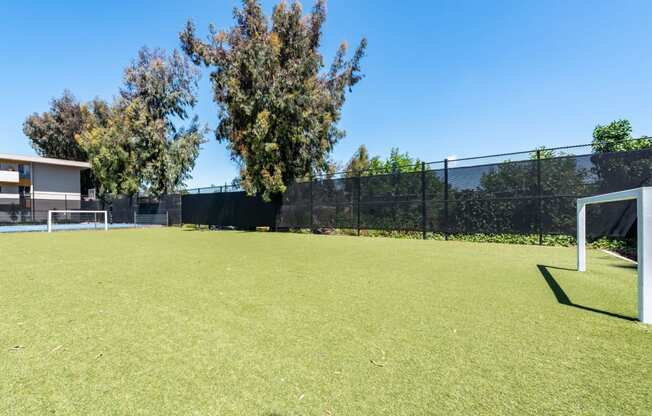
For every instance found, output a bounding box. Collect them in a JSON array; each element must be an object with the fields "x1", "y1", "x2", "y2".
[{"x1": 1, "y1": 0, "x2": 651, "y2": 188}]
